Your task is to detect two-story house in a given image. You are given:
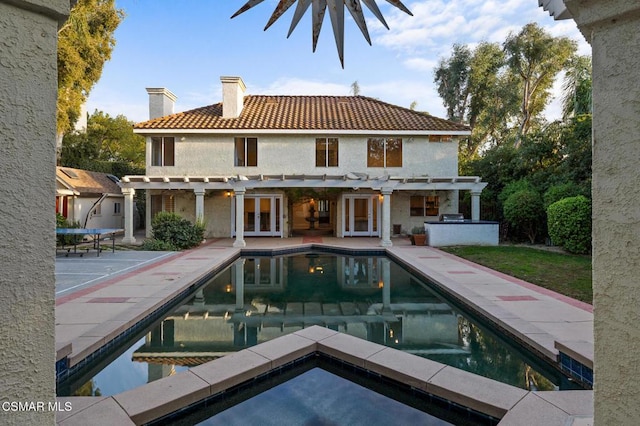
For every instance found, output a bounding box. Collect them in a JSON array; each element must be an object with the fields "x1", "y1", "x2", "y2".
[{"x1": 119, "y1": 76, "x2": 487, "y2": 247}]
